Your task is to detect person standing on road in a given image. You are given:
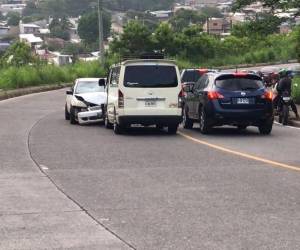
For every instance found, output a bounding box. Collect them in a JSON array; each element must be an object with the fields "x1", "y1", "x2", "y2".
[{"x1": 274, "y1": 69, "x2": 299, "y2": 119}]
